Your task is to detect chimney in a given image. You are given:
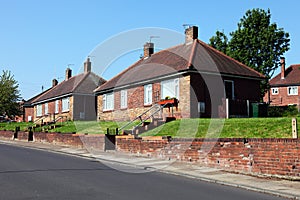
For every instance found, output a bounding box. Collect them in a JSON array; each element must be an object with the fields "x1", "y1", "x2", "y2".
[
  {"x1": 185, "y1": 26, "x2": 198, "y2": 43},
  {"x1": 65, "y1": 68, "x2": 72, "y2": 80},
  {"x1": 84, "y1": 57, "x2": 91, "y2": 73},
  {"x1": 143, "y1": 42, "x2": 154, "y2": 58},
  {"x1": 52, "y1": 79, "x2": 58, "y2": 87},
  {"x1": 280, "y1": 57, "x2": 286, "y2": 79}
]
